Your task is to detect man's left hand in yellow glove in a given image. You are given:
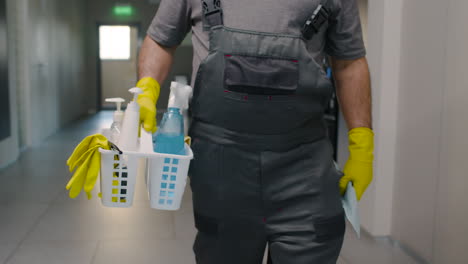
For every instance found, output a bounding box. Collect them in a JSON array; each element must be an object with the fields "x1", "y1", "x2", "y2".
[
  {"x1": 339, "y1": 127, "x2": 374, "y2": 201},
  {"x1": 331, "y1": 56, "x2": 373, "y2": 201},
  {"x1": 66, "y1": 134, "x2": 110, "y2": 199}
]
